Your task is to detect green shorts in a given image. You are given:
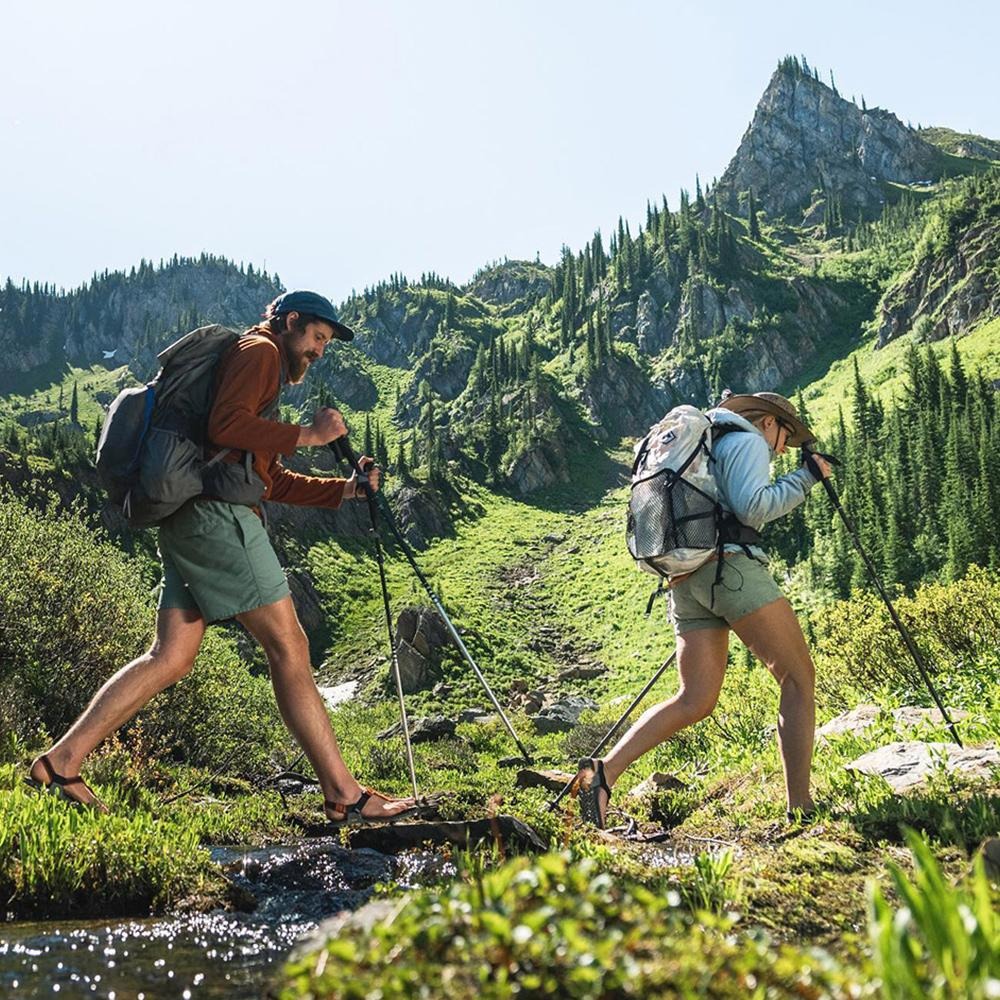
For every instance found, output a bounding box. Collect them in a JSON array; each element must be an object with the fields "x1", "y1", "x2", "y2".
[
  {"x1": 669, "y1": 552, "x2": 784, "y2": 635},
  {"x1": 157, "y1": 500, "x2": 289, "y2": 623}
]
